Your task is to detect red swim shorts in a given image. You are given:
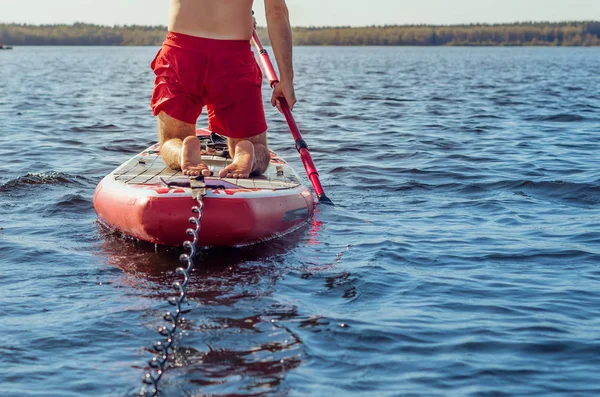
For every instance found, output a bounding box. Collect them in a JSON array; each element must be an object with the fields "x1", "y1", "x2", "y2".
[{"x1": 150, "y1": 32, "x2": 268, "y2": 139}]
